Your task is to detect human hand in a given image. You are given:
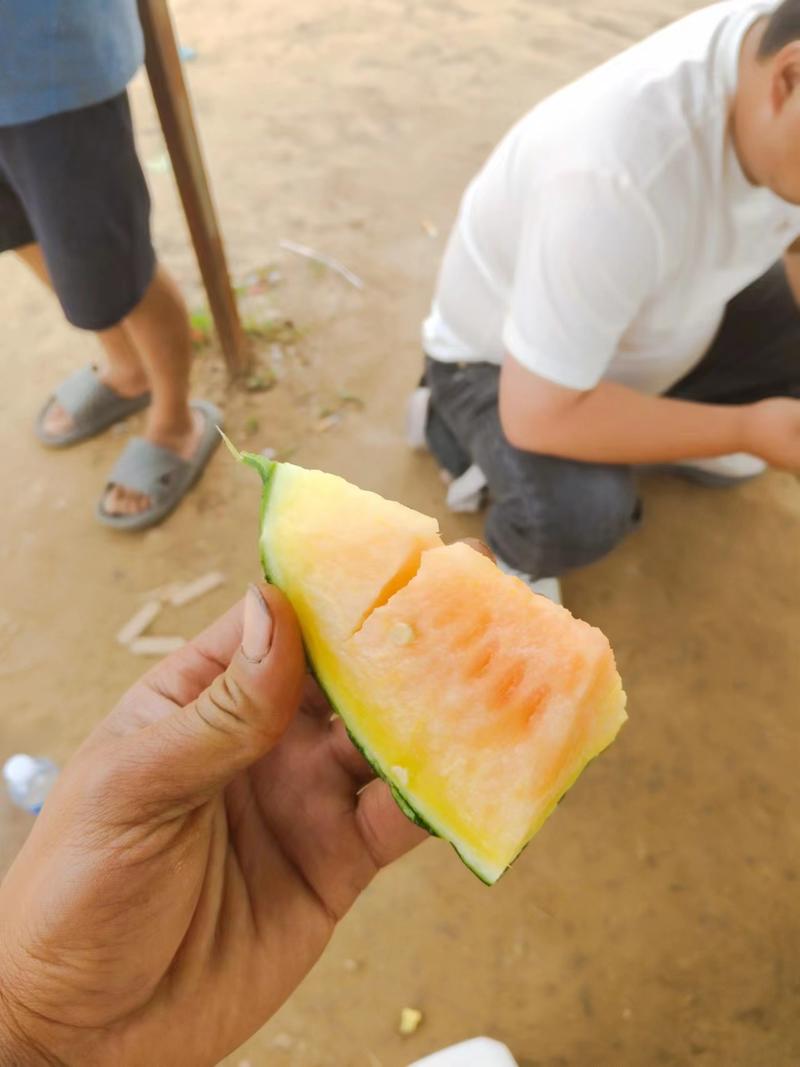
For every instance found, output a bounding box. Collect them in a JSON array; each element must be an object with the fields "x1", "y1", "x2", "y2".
[
  {"x1": 744, "y1": 396, "x2": 800, "y2": 470},
  {"x1": 0, "y1": 585, "x2": 425, "y2": 1067}
]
